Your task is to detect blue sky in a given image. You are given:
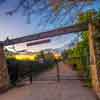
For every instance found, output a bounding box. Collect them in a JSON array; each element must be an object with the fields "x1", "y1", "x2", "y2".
[{"x1": 0, "y1": 0, "x2": 100, "y2": 52}]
